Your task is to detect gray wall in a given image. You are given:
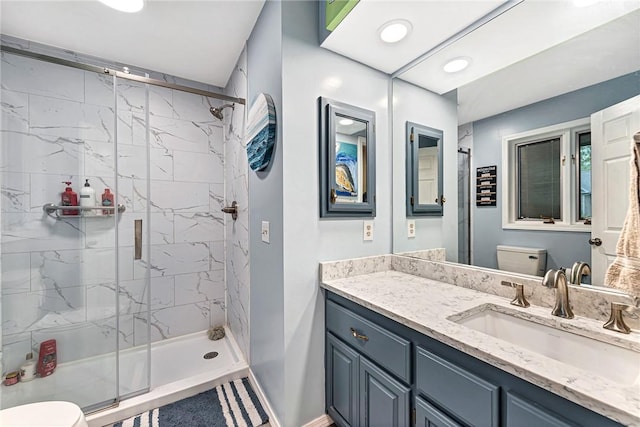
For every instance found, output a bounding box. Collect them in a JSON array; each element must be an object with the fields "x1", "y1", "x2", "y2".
[
  {"x1": 247, "y1": 1, "x2": 285, "y2": 423},
  {"x1": 391, "y1": 79, "x2": 459, "y2": 258},
  {"x1": 472, "y1": 72, "x2": 640, "y2": 271},
  {"x1": 281, "y1": 1, "x2": 393, "y2": 425}
]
